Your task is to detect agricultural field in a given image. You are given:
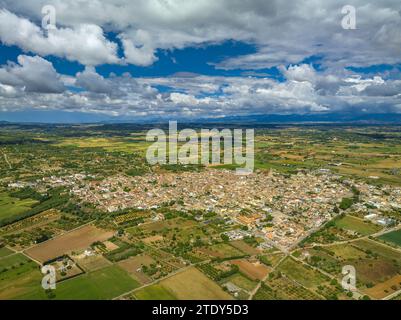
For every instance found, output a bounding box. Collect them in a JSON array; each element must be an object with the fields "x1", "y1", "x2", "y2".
[
  {"x1": 301, "y1": 214, "x2": 384, "y2": 246},
  {"x1": 151, "y1": 267, "x2": 233, "y2": 300},
  {"x1": 378, "y1": 229, "x2": 401, "y2": 248},
  {"x1": 0, "y1": 254, "x2": 44, "y2": 300},
  {"x1": 229, "y1": 240, "x2": 261, "y2": 256},
  {"x1": 223, "y1": 273, "x2": 258, "y2": 292},
  {"x1": 277, "y1": 257, "x2": 344, "y2": 299},
  {"x1": 0, "y1": 246, "x2": 13, "y2": 257},
  {"x1": 364, "y1": 275, "x2": 401, "y2": 299},
  {"x1": 114, "y1": 211, "x2": 148, "y2": 225},
  {"x1": 0, "y1": 210, "x2": 61, "y2": 236},
  {"x1": 56, "y1": 137, "x2": 150, "y2": 155},
  {"x1": 138, "y1": 218, "x2": 197, "y2": 233},
  {"x1": 253, "y1": 127, "x2": 401, "y2": 186},
  {"x1": 259, "y1": 252, "x2": 285, "y2": 267},
  {"x1": 262, "y1": 273, "x2": 321, "y2": 300},
  {"x1": 353, "y1": 239, "x2": 401, "y2": 265},
  {"x1": 73, "y1": 254, "x2": 112, "y2": 272},
  {"x1": 301, "y1": 223, "x2": 356, "y2": 245},
  {"x1": 299, "y1": 239, "x2": 401, "y2": 299},
  {"x1": 334, "y1": 215, "x2": 382, "y2": 236},
  {"x1": 104, "y1": 242, "x2": 143, "y2": 263},
  {"x1": 2, "y1": 224, "x2": 63, "y2": 250},
  {"x1": 117, "y1": 254, "x2": 156, "y2": 284},
  {"x1": 132, "y1": 266, "x2": 234, "y2": 300},
  {"x1": 133, "y1": 284, "x2": 177, "y2": 300},
  {"x1": 252, "y1": 282, "x2": 277, "y2": 300},
  {"x1": 0, "y1": 192, "x2": 38, "y2": 225},
  {"x1": 278, "y1": 257, "x2": 329, "y2": 288},
  {"x1": 230, "y1": 259, "x2": 270, "y2": 281},
  {"x1": 199, "y1": 243, "x2": 245, "y2": 260},
  {"x1": 41, "y1": 265, "x2": 140, "y2": 300},
  {"x1": 0, "y1": 124, "x2": 400, "y2": 300},
  {"x1": 25, "y1": 225, "x2": 114, "y2": 263}
]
